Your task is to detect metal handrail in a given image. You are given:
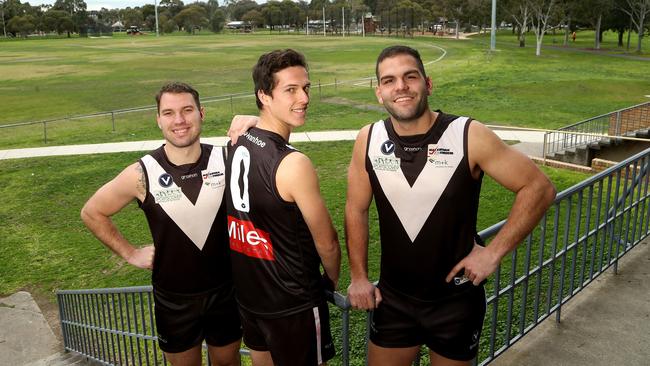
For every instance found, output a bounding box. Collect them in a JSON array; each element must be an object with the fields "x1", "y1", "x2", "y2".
[{"x1": 58, "y1": 147, "x2": 650, "y2": 366}]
